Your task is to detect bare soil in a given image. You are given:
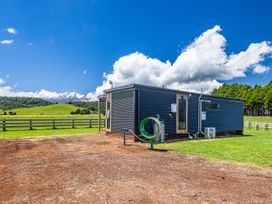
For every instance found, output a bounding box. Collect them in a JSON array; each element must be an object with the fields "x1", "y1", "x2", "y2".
[{"x1": 0, "y1": 134, "x2": 271, "y2": 203}]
